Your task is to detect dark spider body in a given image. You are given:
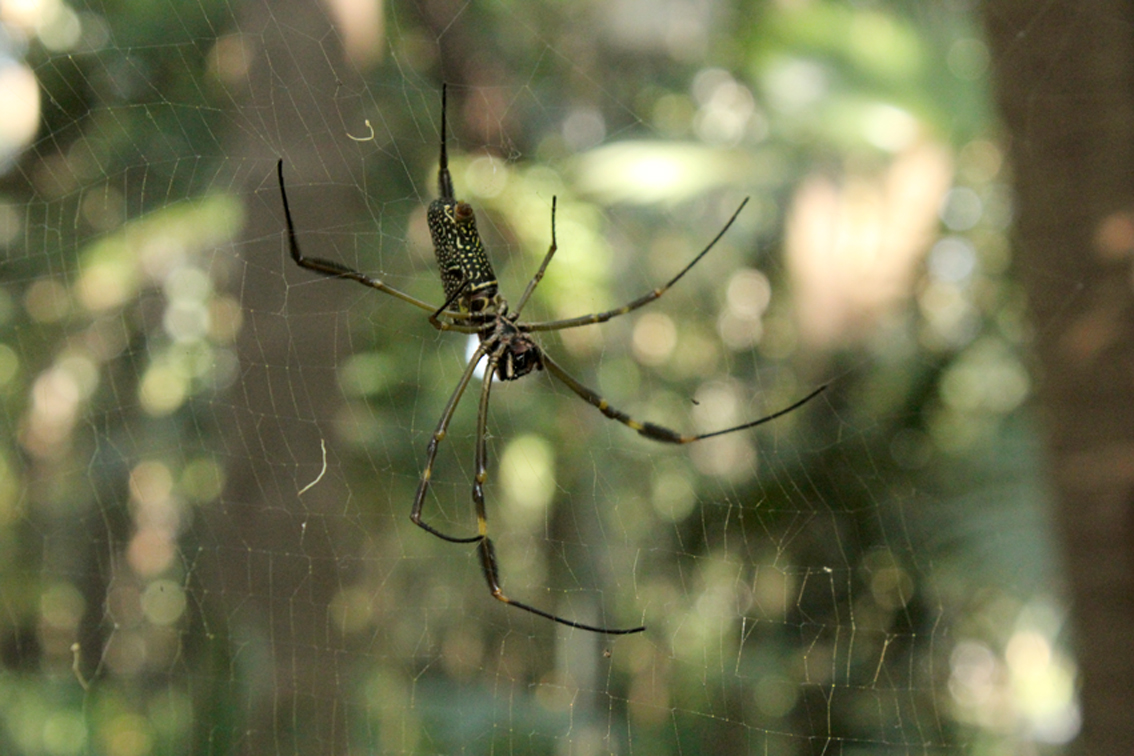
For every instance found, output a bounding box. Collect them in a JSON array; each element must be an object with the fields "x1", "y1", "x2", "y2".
[
  {"x1": 488, "y1": 315, "x2": 544, "y2": 381},
  {"x1": 275, "y1": 84, "x2": 826, "y2": 635},
  {"x1": 427, "y1": 198, "x2": 499, "y2": 314},
  {"x1": 426, "y1": 196, "x2": 543, "y2": 382},
  {"x1": 424, "y1": 92, "x2": 544, "y2": 383},
  {"x1": 426, "y1": 87, "x2": 500, "y2": 317}
]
